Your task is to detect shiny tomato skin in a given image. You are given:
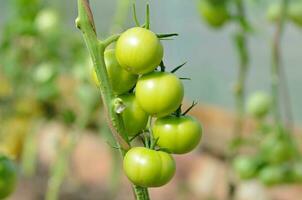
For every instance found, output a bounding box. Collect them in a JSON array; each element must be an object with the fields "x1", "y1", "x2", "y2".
[
  {"x1": 93, "y1": 49, "x2": 138, "y2": 95},
  {"x1": 123, "y1": 147, "x2": 175, "y2": 187},
  {"x1": 115, "y1": 27, "x2": 163, "y2": 75},
  {"x1": 0, "y1": 155, "x2": 17, "y2": 199},
  {"x1": 152, "y1": 116, "x2": 202, "y2": 154},
  {"x1": 135, "y1": 72, "x2": 184, "y2": 117},
  {"x1": 119, "y1": 94, "x2": 149, "y2": 136}
]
